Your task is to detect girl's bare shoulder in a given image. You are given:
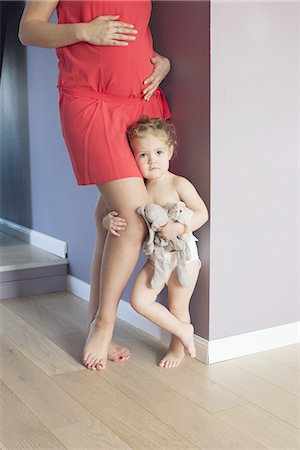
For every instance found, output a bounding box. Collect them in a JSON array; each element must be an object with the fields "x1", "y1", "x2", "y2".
[{"x1": 170, "y1": 173, "x2": 193, "y2": 189}]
